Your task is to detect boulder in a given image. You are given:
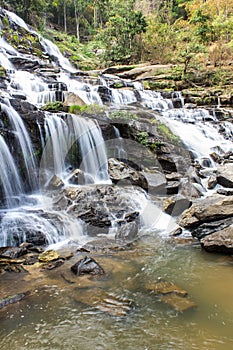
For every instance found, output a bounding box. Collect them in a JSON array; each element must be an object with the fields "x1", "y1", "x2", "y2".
[
  {"x1": 108, "y1": 158, "x2": 147, "y2": 190},
  {"x1": 141, "y1": 171, "x2": 167, "y2": 195},
  {"x1": 163, "y1": 195, "x2": 192, "y2": 216},
  {"x1": 63, "y1": 92, "x2": 86, "y2": 107},
  {"x1": 217, "y1": 163, "x2": 233, "y2": 188},
  {"x1": 179, "y1": 195, "x2": 233, "y2": 229},
  {"x1": 200, "y1": 225, "x2": 233, "y2": 254}
]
